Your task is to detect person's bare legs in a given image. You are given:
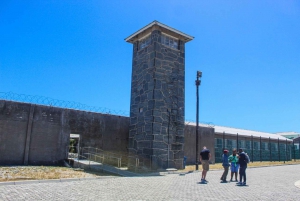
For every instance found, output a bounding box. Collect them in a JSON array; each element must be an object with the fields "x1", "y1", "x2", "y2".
[
  {"x1": 230, "y1": 172, "x2": 234, "y2": 180},
  {"x1": 202, "y1": 170, "x2": 207, "y2": 180}
]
